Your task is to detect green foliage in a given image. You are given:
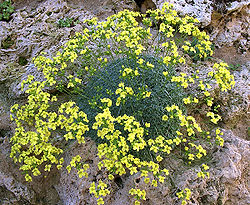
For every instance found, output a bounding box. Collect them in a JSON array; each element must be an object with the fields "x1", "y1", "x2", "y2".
[
  {"x1": 0, "y1": 0, "x2": 14, "y2": 21},
  {"x1": 58, "y1": 17, "x2": 80, "y2": 28},
  {"x1": 77, "y1": 55, "x2": 186, "y2": 144},
  {"x1": 228, "y1": 63, "x2": 241, "y2": 71},
  {"x1": 186, "y1": 37, "x2": 215, "y2": 62},
  {"x1": 1, "y1": 35, "x2": 14, "y2": 49},
  {"x1": 9, "y1": 3, "x2": 236, "y2": 205}
]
